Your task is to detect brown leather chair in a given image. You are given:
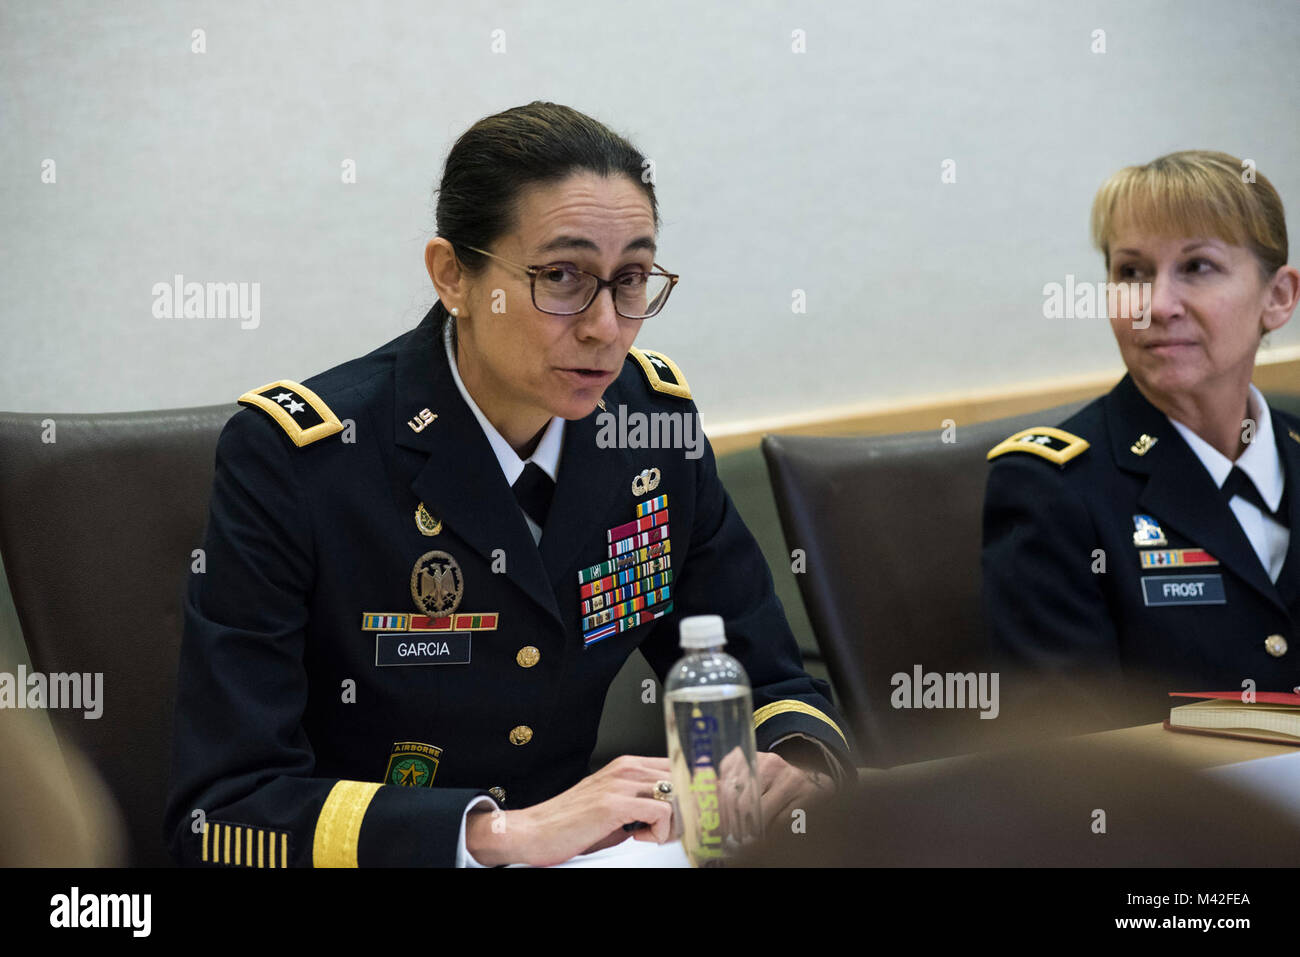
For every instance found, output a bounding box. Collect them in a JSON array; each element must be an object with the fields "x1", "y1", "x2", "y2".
[
  {"x1": 762, "y1": 393, "x2": 1300, "y2": 769},
  {"x1": 0, "y1": 405, "x2": 238, "y2": 865},
  {"x1": 0, "y1": 403, "x2": 668, "y2": 864},
  {"x1": 762, "y1": 402, "x2": 1093, "y2": 768}
]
